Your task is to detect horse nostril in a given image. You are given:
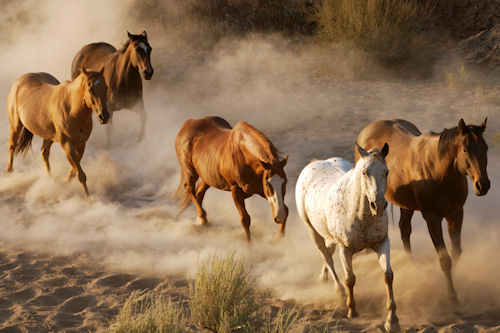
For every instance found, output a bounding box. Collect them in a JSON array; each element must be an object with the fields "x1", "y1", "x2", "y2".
[
  {"x1": 274, "y1": 217, "x2": 278, "y2": 223},
  {"x1": 475, "y1": 181, "x2": 482, "y2": 191},
  {"x1": 370, "y1": 202, "x2": 376, "y2": 210}
]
